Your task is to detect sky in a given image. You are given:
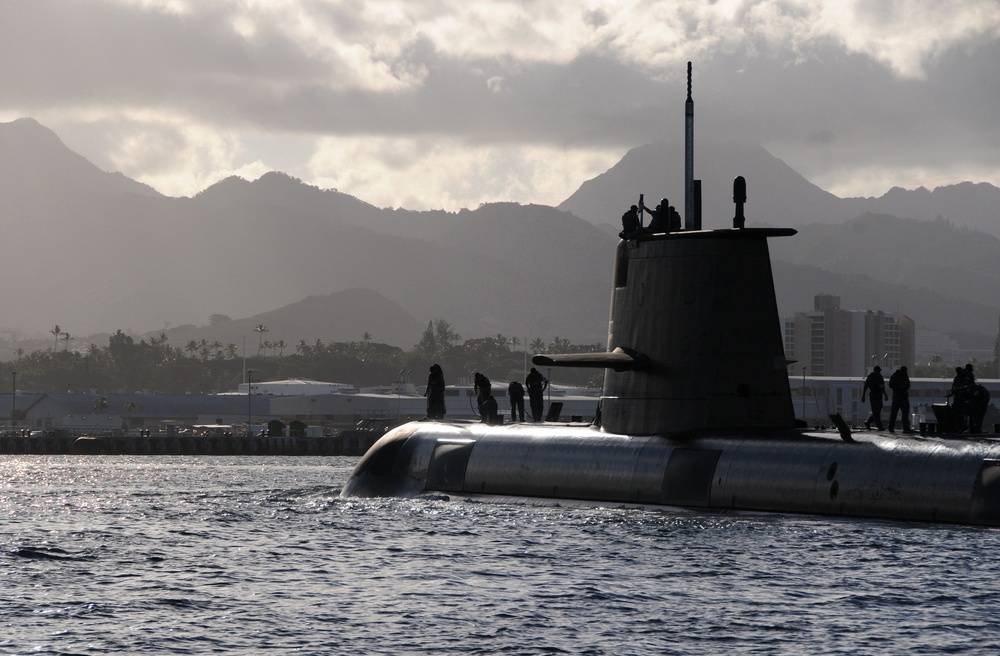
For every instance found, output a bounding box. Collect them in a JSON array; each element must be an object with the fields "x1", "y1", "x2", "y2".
[{"x1": 1, "y1": 0, "x2": 998, "y2": 211}]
